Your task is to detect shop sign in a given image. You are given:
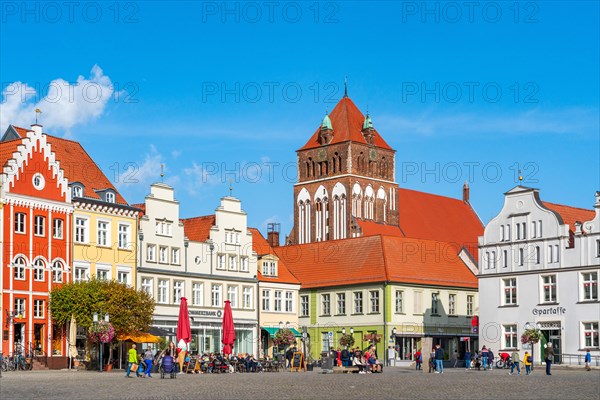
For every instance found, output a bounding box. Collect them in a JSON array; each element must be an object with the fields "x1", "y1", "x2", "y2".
[
  {"x1": 532, "y1": 306, "x2": 566, "y2": 316},
  {"x1": 189, "y1": 310, "x2": 223, "y2": 318}
]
